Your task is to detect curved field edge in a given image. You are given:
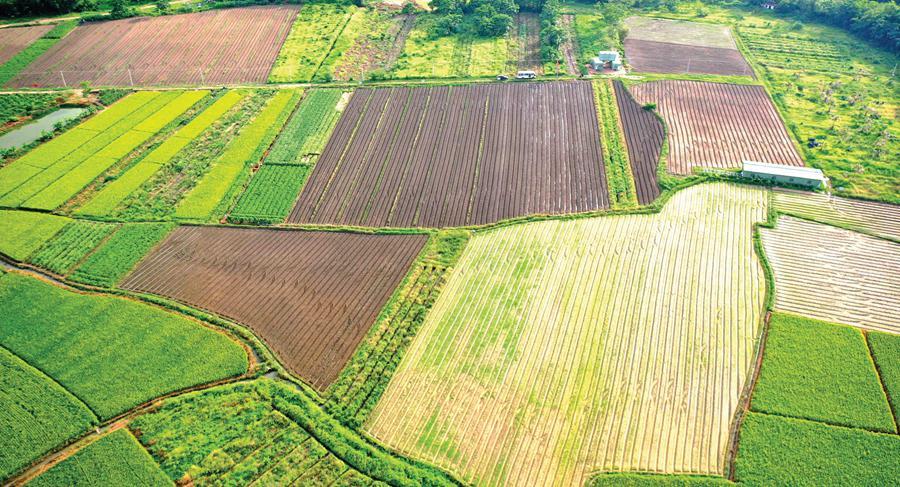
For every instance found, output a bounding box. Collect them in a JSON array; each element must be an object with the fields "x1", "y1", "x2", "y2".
[{"x1": 366, "y1": 182, "x2": 770, "y2": 485}]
